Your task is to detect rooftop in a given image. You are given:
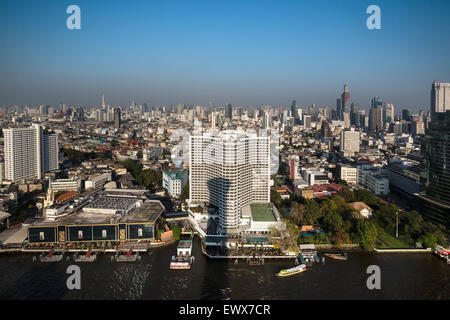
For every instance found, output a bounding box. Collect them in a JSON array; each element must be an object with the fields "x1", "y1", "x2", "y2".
[
  {"x1": 164, "y1": 170, "x2": 185, "y2": 180},
  {"x1": 348, "y1": 202, "x2": 372, "y2": 212},
  {"x1": 119, "y1": 200, "x2": 165, "y2": 223},
  {"x1": 250, "y1": 203, "x2": 276, "y2": 222},
  {"x1": 83, "y1": 195, "x2": 140, "y2": 212}
]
